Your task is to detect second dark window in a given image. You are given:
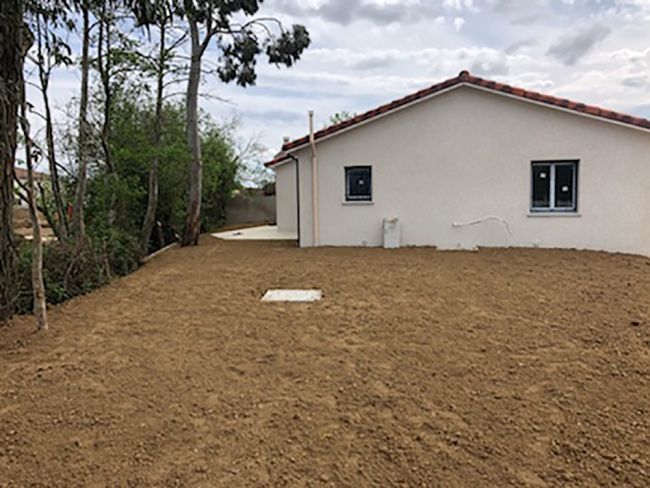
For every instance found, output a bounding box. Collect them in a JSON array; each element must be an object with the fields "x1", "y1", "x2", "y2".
[{"x1": 531, "y1": 161, "x2": 578, "y2": 212}]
